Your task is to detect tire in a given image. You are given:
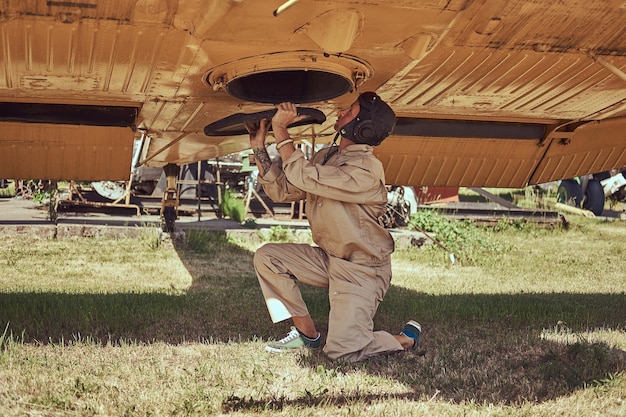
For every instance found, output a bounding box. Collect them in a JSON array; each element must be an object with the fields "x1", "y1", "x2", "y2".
[
  {"x1": 582, "y1": 179, "x2": 605, "y2": 216},
  {"x1": 557, "y1": 179, "x2": 582, "y2": 207}
]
